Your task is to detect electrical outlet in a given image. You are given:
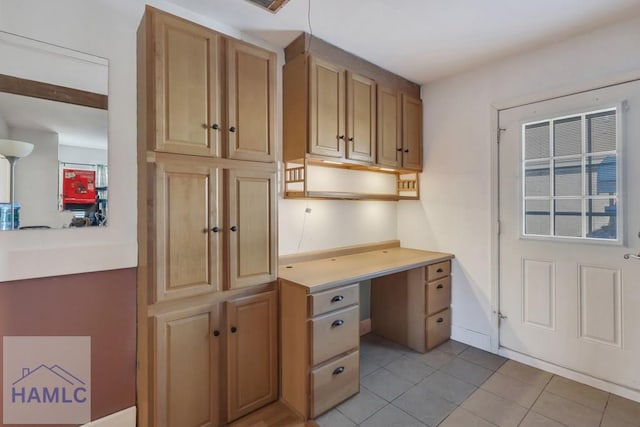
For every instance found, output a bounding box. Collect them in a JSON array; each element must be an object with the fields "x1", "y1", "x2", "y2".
[{"x1": 305, "y1": 207, "x2": 312, "y2": 214}]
